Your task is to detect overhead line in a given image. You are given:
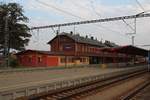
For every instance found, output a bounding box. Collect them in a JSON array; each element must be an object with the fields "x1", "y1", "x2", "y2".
[
  {"x1": 136, "y1": 45, "x2": 150, "y2": 47},
  {"x1": 135, "y1": 0, "x2": 145, "y2": 11},
  {"x1": 90, "y1": 1, "x2": 101, "y2": 17},
  {"x1": 36, "y1": 0, "x2": 84, "y2": 20},
  {"x1": 35, "y1": 0, "x2": 127, "y2": 37},
  {"x1": 30, "y1": 13, "x2": 150, "y2": 30},
  {"x1": 122, "y1": 19, "x2": 134, "y2": 31}
]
